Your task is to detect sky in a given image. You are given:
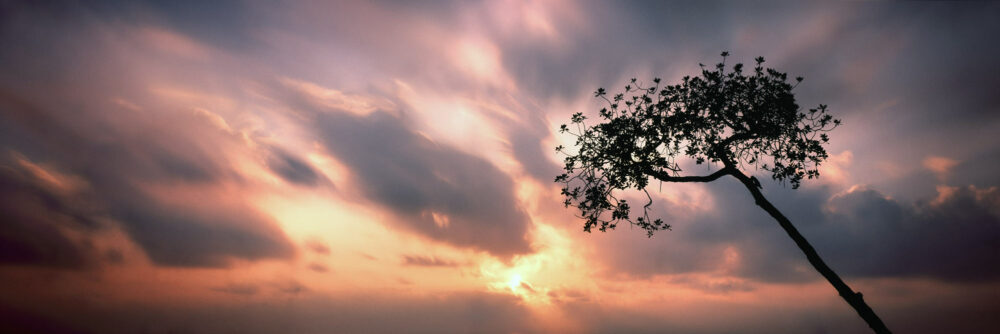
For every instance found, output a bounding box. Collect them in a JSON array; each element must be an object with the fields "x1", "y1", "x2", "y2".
[{"x1": 1, "y1": 1, "x2": 999, "y2": 333}]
